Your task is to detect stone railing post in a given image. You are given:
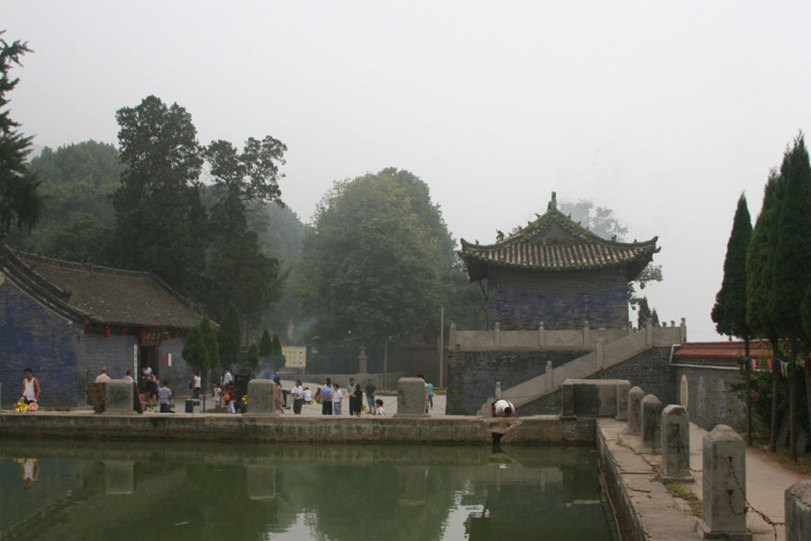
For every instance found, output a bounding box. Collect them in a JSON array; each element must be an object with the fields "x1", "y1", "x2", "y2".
[
  {"x1": 247, "y1": 380, "x2": 278, "y2": 416},
  {"x1": 786, "y1": 481, "x2": 811, "y2": 541},
  {"x1": 660, "y1": 405, "x2": 692, "y2": 481},
  {"x1": 616, "y1": 381, "x2": 631, "y2": 421},
  {"x1": 538, "y1": 321, "x2": 546, "y2": 347},
  {"x1": 596, "y1": 339, "x2": 605, "y2": 371},
  {"x1": 627, "y1": 386, "x2": 644, "y2": 435},
  {"x1": 103, "y1": 380, "x2": 135, "y2": 415},
  {"x1": 494, "y1": 322, "x2": 501, "y2": 347},
  {"x1": 449, "y1": 322, "x2": 457, "y2": 350},
  {"x1": 583, "y1": 320, "x2": 590, "y2": 347},
  {"x1": 698, "y1": 425, "x2": 751, "y2": 540},
  {"x1": 640, "y1": 394, "x2": 663, "y2": 452},
  {"x1": 394, "y1": 377, "x2": 429, "y2": 417},
  {"x1": 545, "y1": 361, "x2": 553, "y2": 392},
  {"x1": 646, "y1": 322, "x2": 654, "y2": 345}
]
